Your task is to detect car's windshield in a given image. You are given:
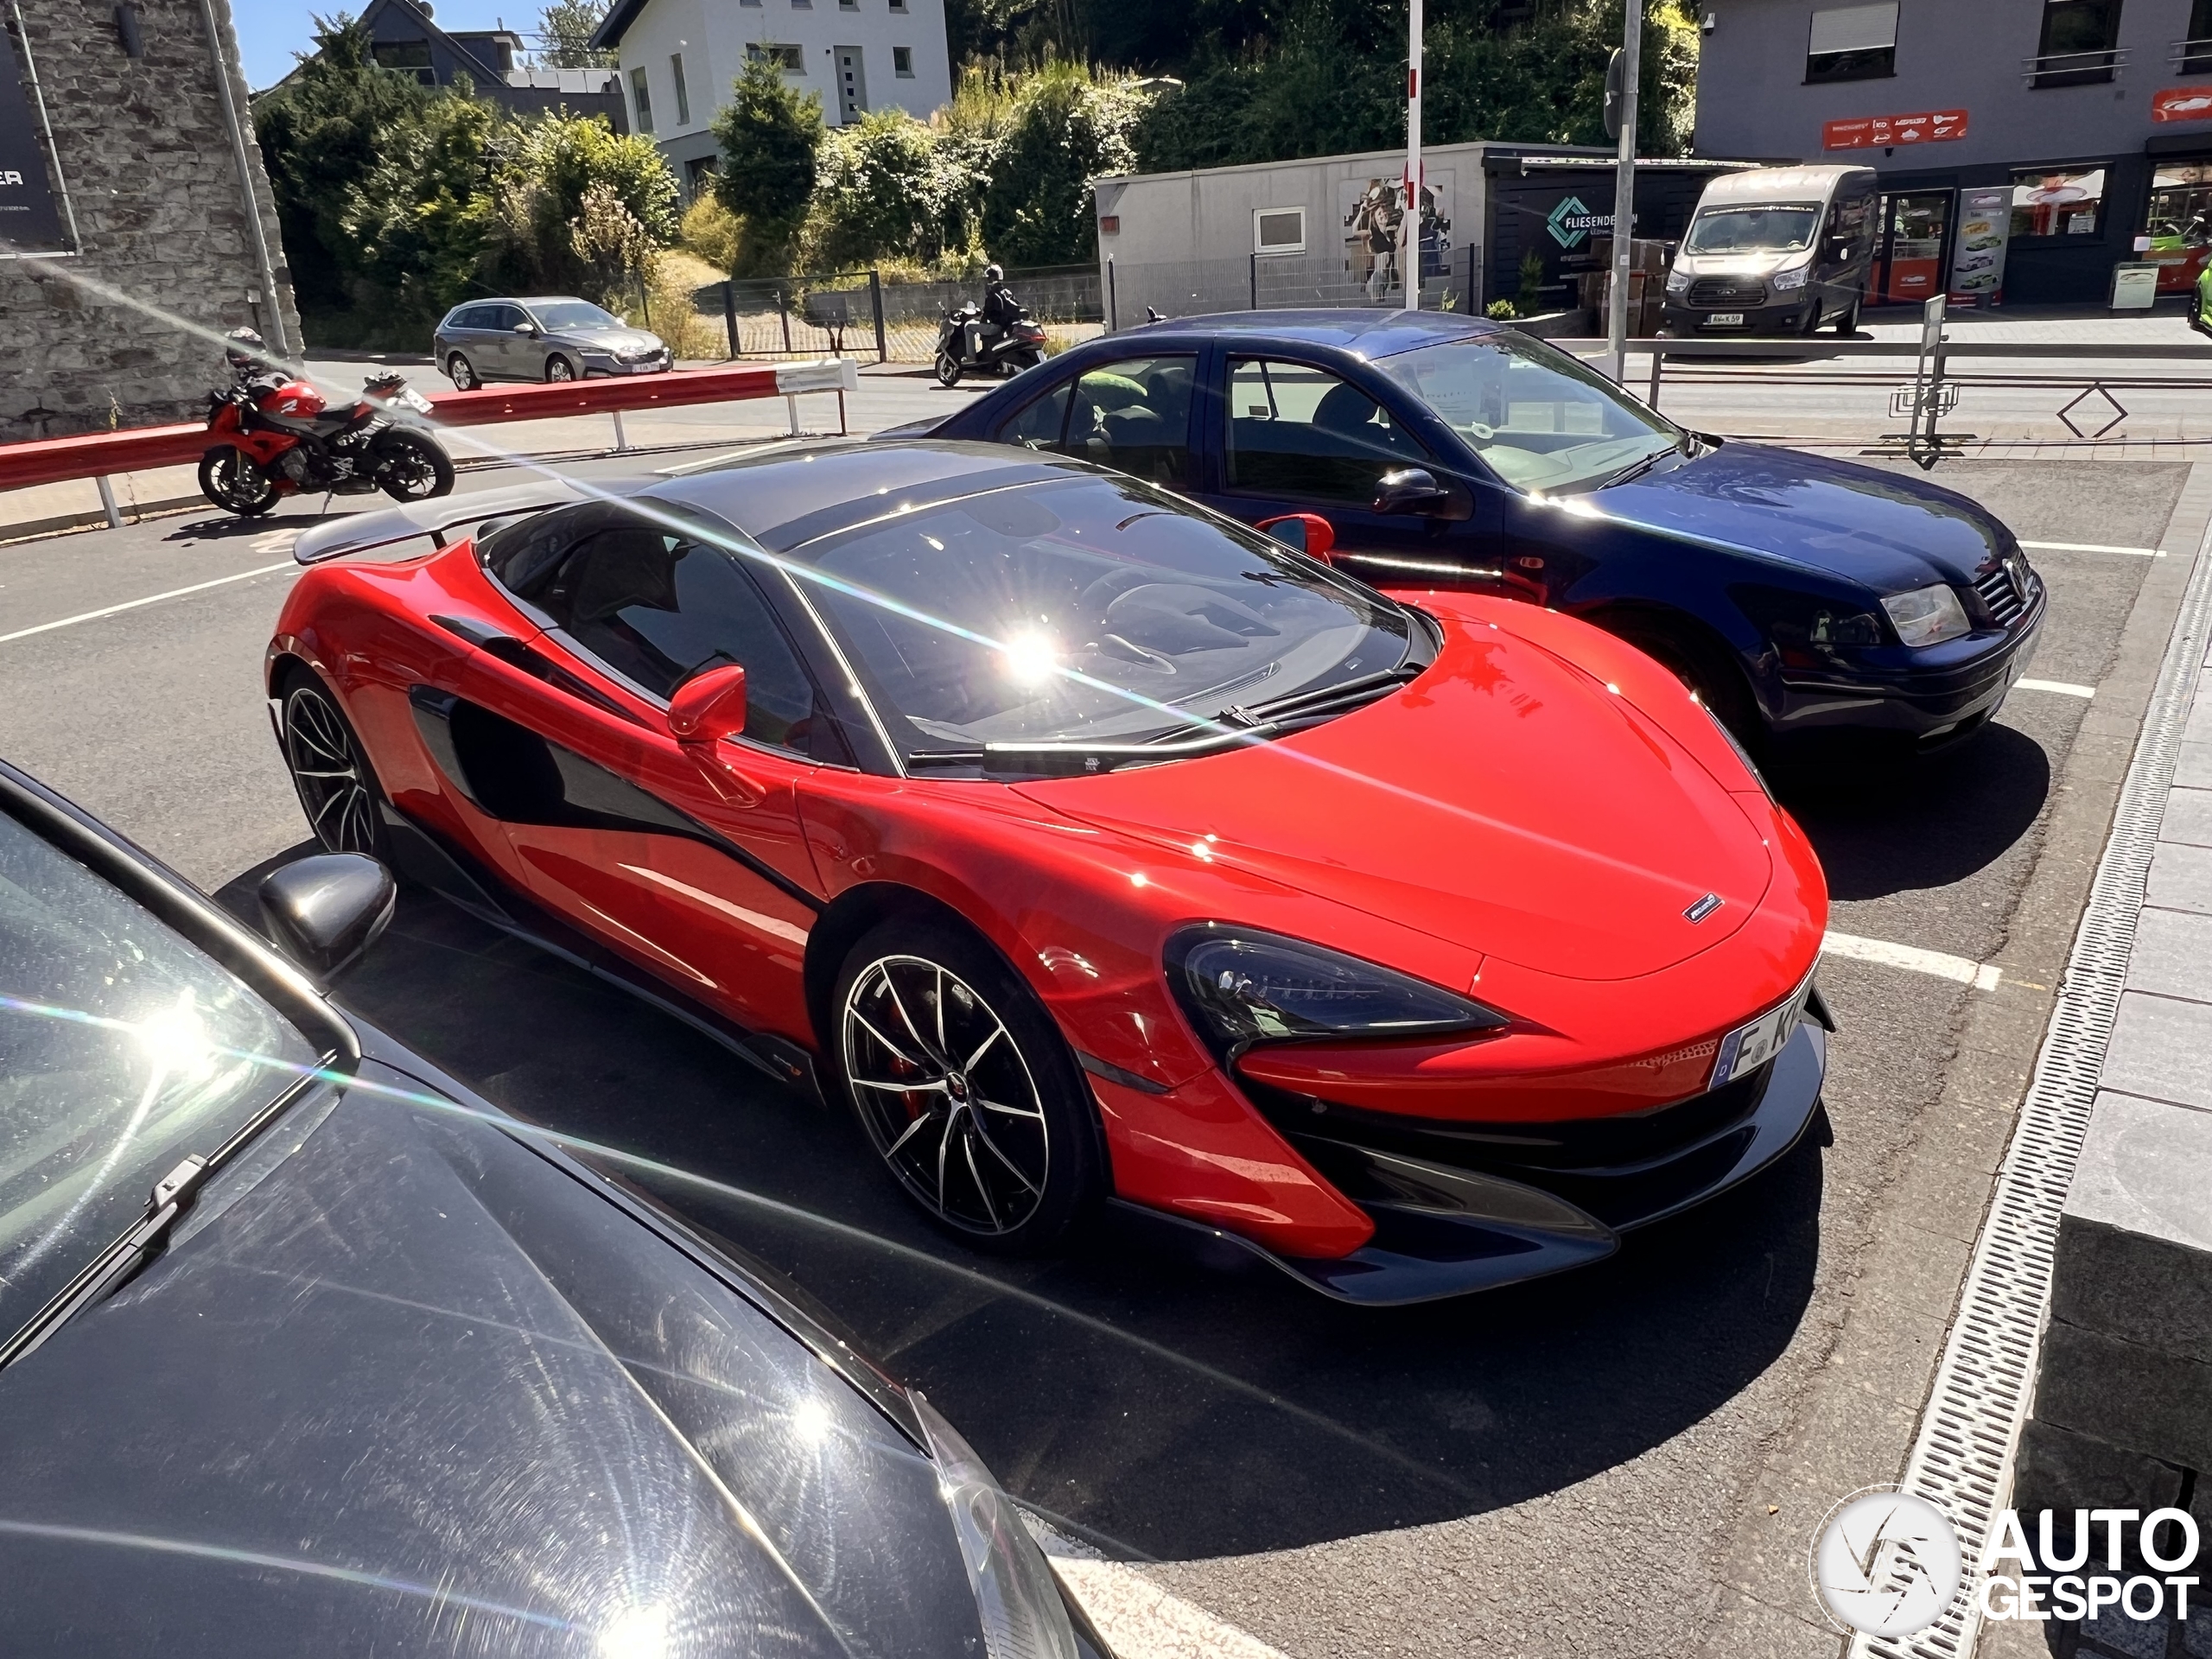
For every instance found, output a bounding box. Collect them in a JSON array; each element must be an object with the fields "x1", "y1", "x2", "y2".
[
  {"x1": 791, "y1": 474, "x2": 1414, "y2": 756},
  {"x1": 1376, "y1": 334, "x2": 1681, "y2": 494},
  {"x1": 1683, "y1": 203, "x2": 1821, "y2": 255},
  {"x1": 0, "y1": 809, "x2": 316, "y2": 1341},
  {"x1": 531, "y1": 300, "x2": 621, "y2": 330}
]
